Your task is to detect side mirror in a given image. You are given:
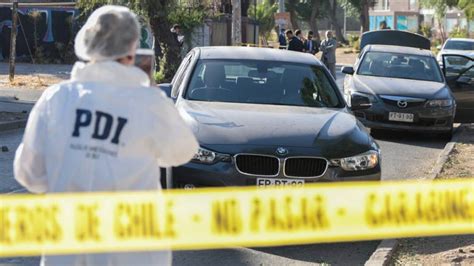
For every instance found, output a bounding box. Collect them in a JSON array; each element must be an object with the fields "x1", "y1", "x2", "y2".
[
  {"x1": 341, "y1": 66, "x2": 355, "y2": 75},
  {"x1": 436, "y1": 45, "x2": 442, "y2": 50},
  {"x1": 158, "y1": 83, "x2": 172, "y2": 98},
  {"x1": 350, "y1": 94, "x2": 372, "y2": 111}
]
